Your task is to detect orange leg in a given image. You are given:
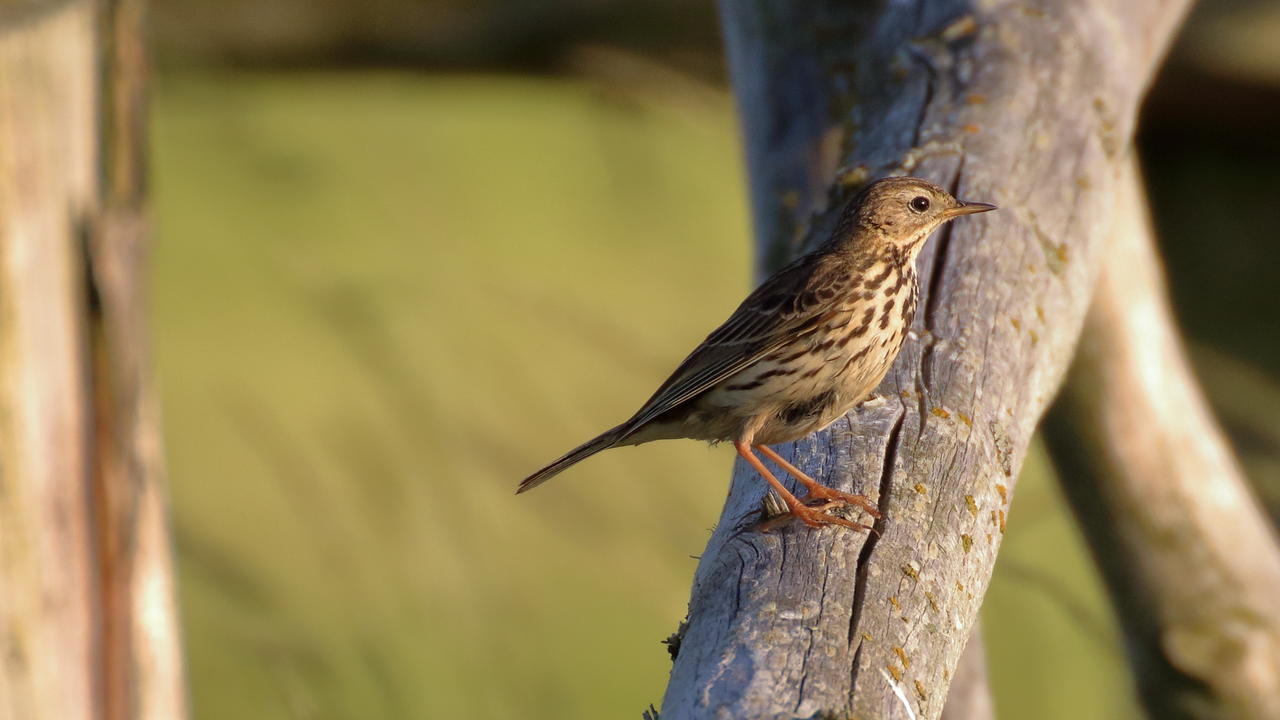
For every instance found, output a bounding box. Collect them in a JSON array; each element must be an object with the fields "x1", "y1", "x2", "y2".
[
  {"x1": 754, "y1": 444, "x2": 882, "y2": 519},
  {"x1": 734, "y1": 440, "x2": 871, "y2": 532}
]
